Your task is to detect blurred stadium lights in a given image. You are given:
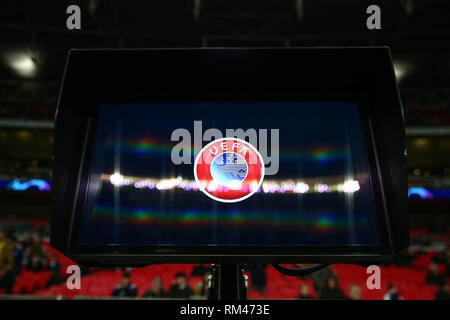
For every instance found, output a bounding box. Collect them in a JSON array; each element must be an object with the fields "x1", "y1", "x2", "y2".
[
  {"x1": 6, "y1": 178, "x2": 51, "y2": 192},
  {"x1": 110, "y1": 172, "x2": 125, "y2": 186},
  {"x1": 394, "y1": 62, "x2": 409, "y2": 82},
  {"x1": 4, "y1": 51, "x2": 38, "y2": 77},
  {"x1": 407, "y1": 187, "x2": 434, "y2": 199},
  {"x1": 406, "y1": 127, "x2": 450, "y2": 136},
  {"x1": 0, "y1": 119, "x2": 54, "y2": 129},
  {"x1": 2, "y1": 118, "x2": 449, "y2": 138},
  {"x1": 0, "y1": 0, "x2": 447, "y2": 197}
]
